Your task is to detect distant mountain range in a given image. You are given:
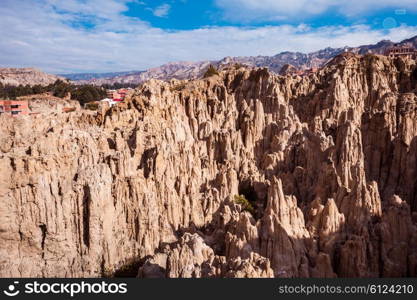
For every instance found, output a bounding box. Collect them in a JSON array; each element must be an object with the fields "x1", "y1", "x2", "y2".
[
  {"x1": 58, "y1": 70, "x2": 143, "y2": 81},
  {"x1": 2, "y1": 35, "x2": 417, "y2": 87},
  {"x1": 60, "y1": 35, "x2": 416, "y2": 86}
]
